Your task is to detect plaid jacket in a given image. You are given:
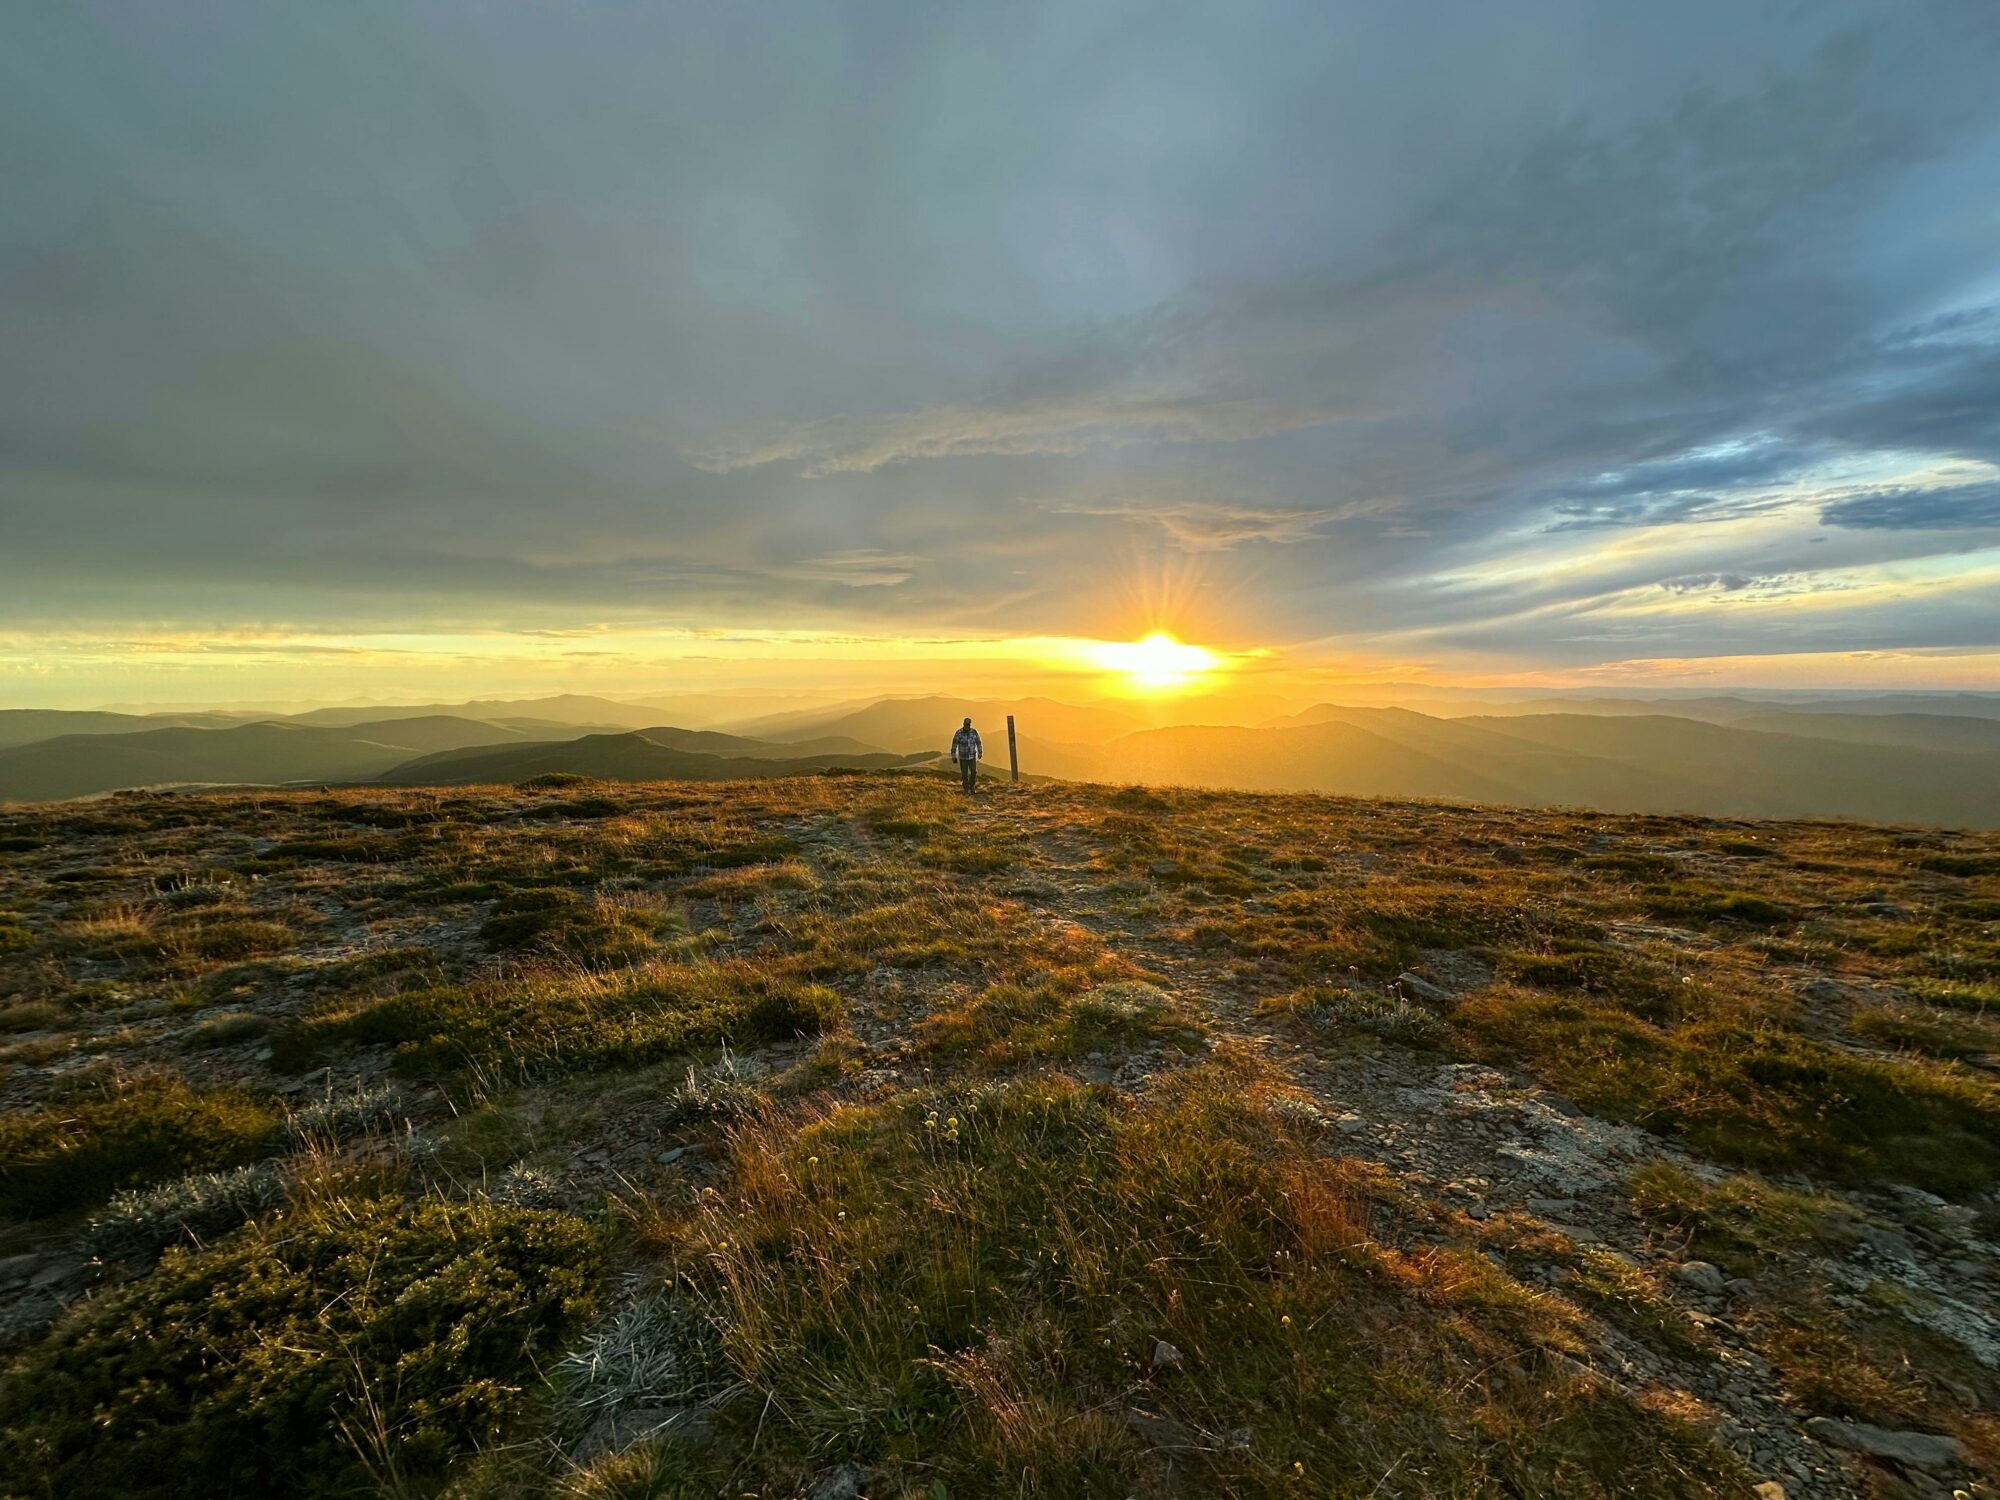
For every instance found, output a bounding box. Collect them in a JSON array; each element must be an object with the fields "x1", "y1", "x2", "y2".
[{"x1": 950, "y1": 726, "x2": 983, "y2": 761}]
